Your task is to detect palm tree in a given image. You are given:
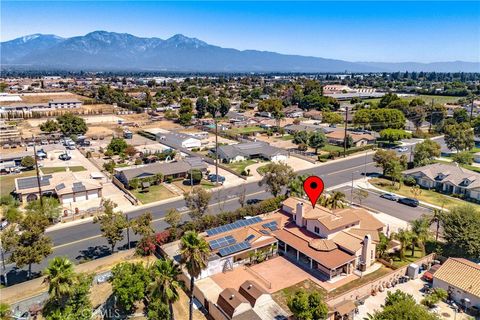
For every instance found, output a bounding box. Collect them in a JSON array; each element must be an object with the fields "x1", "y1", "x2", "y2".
[
  {"x1": 149, "y1": 259, "x2": 182, "y2": 317},
  {"x1": 0, "y1": 303, "x2": 11, "y2": 319},
  {"x1": 410, "y1": 216, "x2": 432, "y2": 256},
  {"x1": 394, "y1": 229, "x2": 413, "y2": 261},
  {"x1": 43, "y1": 257, "x2": 75, "y2": 303},
  {"x1": 180, "y1": 231, "x2": 210, "y2": 320},
  {"x1": 287, "y1": 174, "x2": 308, "y2": 197},
  {"x1": 328, "y1": 191, "x2": 346, "y2": 209},
  {"x1": 430, "y1": 208, "x2": 442, "y2": 242}
]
